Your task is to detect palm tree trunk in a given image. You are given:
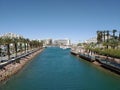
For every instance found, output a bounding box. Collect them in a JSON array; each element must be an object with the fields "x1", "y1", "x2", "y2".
[
  {"x1": 103, "y1": 31, "x2": 105, "y2": 42},
  {"x1": 20, "y1": 43, "x2": 22, "y2": 55},
  {"x1": 113, "y1": 29, "x2": 117, "y2": 39},
  {"x1": 24, "y1": 43, "x2": 27, "y2": 53},
  {"x1": 106, "y1": 31, "x2": 109, "y2": 49},
  {"x1": 119, "y1": 32, "x2": 120, "y2": 41},
  {"x1": 15, "y1": 43, "x2": 17, "y2": 57},
  {"x1": 7, "y1": 44, "x2": 10, "y2": 60}
]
